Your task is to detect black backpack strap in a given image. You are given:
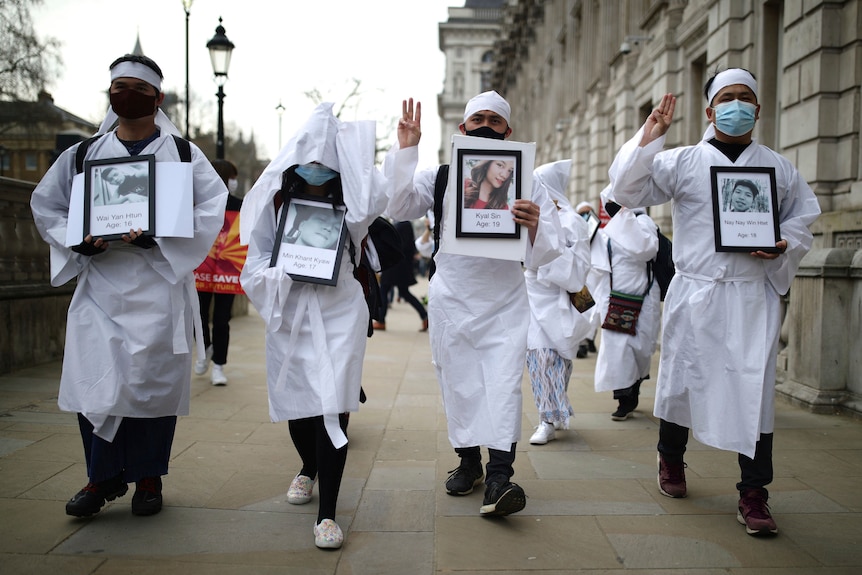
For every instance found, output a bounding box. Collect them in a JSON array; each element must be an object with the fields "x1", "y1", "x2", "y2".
[
  {"x1": 74, "y1": 135, "x2": 104, "y2": 174},
  {"x1": 171, "y1": 135, "x2": 192, "y2": 162},
  {"x1": 429, "y1": 164, "x2": 449, "y2": 279},
  {"x1": 76, "y1": 134, "x2": 190, "y2": 174}
]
